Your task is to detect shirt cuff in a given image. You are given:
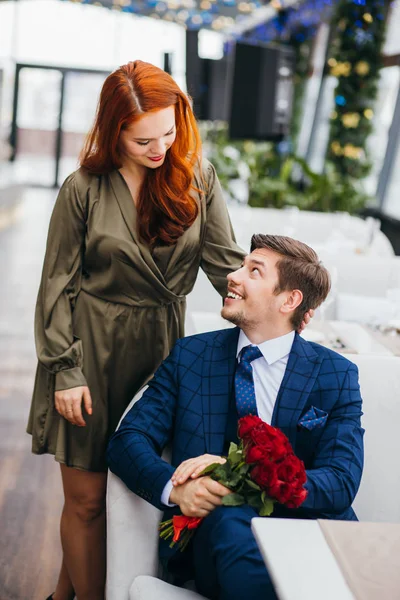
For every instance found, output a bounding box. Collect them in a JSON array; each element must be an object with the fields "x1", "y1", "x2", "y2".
[
  {"x1": 55, "y1": 366, "x2": 88, "y2": 391},
  {"x1": 161, "y1": 479, "x2": 177, "y2": 507}
]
